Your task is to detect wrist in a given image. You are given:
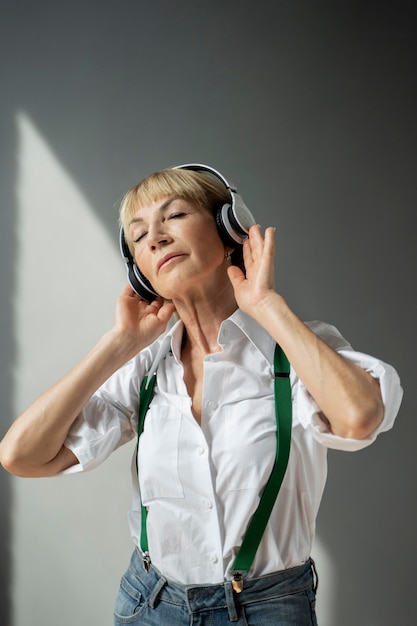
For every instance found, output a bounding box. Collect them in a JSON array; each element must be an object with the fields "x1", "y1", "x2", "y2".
[
  {"x1": 249, "y1": 290, "x2": 288, "y2": 323},
  {"x1": 245, "y1": 291, "x2": 300, "y2": 349},
  {"x1": 101, "y1": 327, "x2": 145, "y2": 364}
]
